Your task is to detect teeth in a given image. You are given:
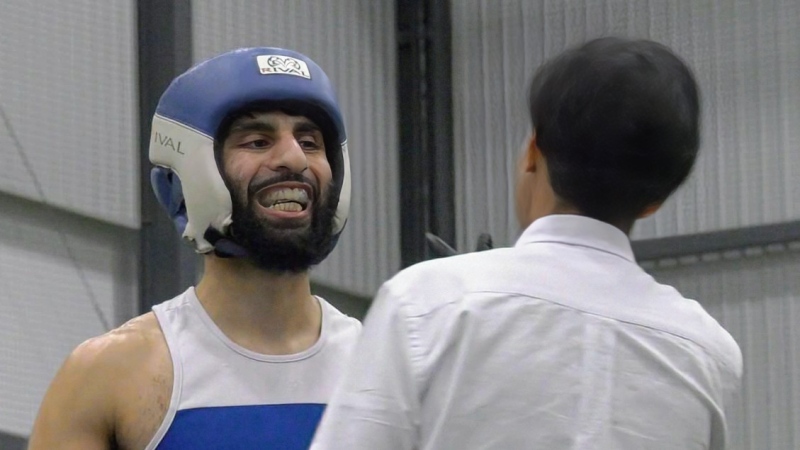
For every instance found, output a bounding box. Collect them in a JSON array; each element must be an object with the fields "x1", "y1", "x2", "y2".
[
  {"x1": 264, "y1": 188, "x2": 309, "y2": 206},
  {"x1": 268, "y1": 202, "x2": 303, "y2": 212}
]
